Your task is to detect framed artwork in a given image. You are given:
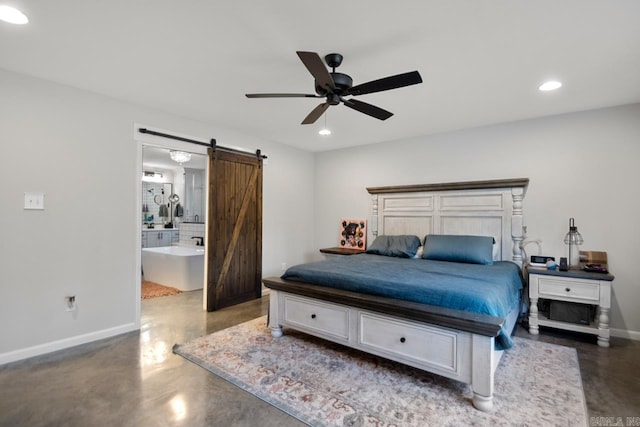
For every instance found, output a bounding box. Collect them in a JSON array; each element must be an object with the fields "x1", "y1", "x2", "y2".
[{"x1": 339, "y1": 218, "x2": 367, "y2": 250}]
